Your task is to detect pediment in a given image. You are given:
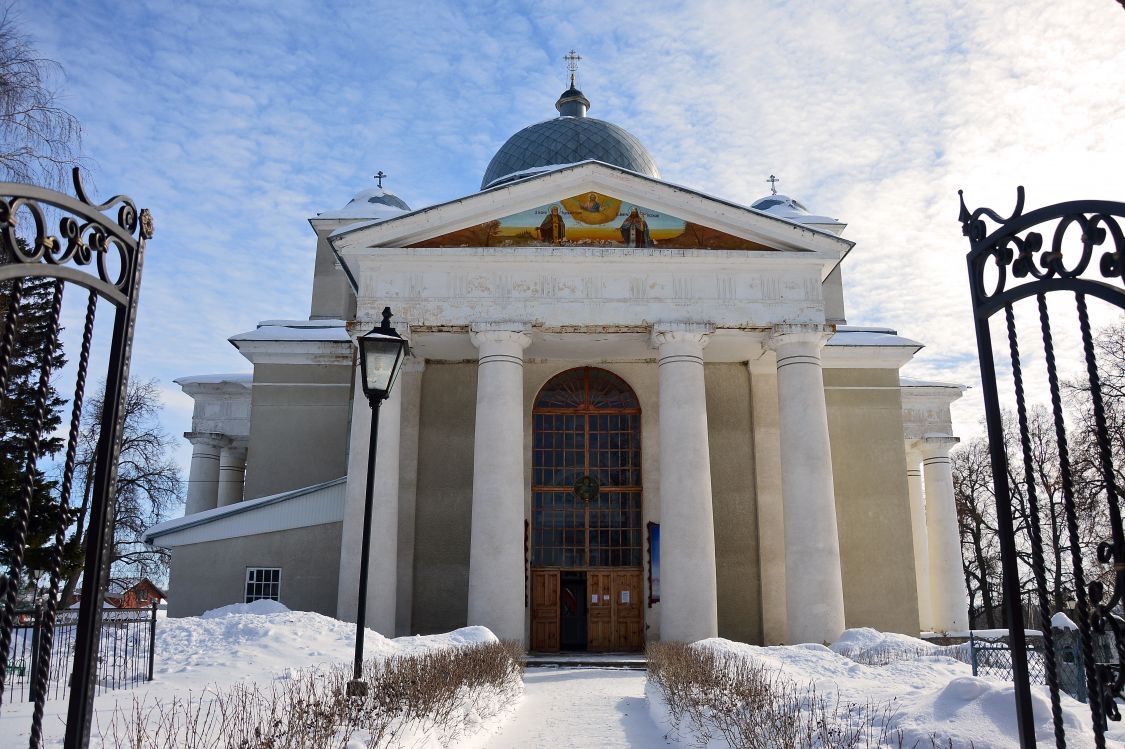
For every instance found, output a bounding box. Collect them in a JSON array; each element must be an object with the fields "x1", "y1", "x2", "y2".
[{"x1": 328, "y1": 162, "x2": 853, "y2": 257}]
